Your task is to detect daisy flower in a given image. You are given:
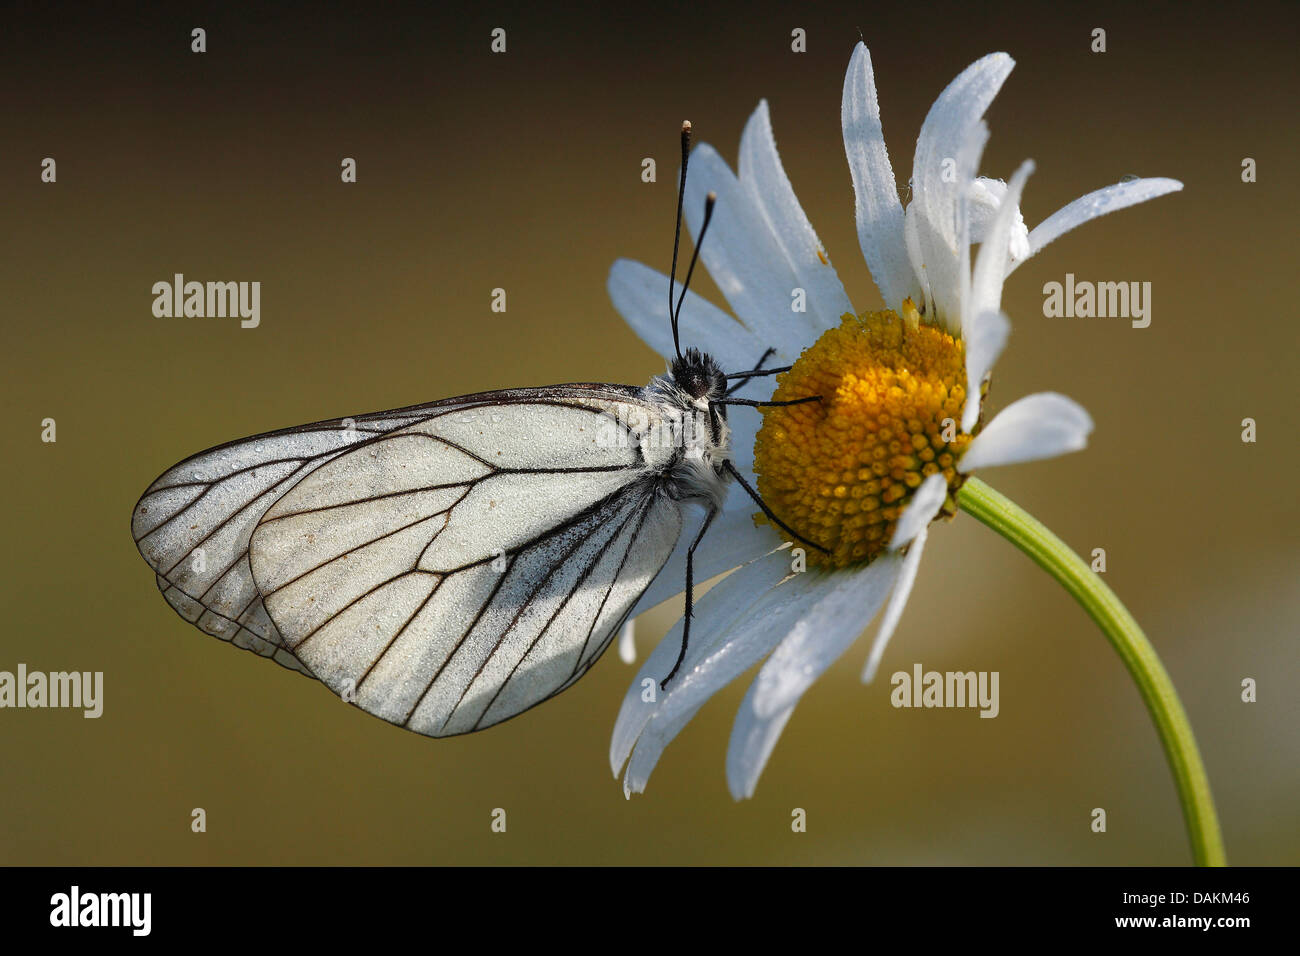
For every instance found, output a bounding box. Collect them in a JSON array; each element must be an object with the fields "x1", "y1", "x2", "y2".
[{"x1": 606, "y1": 42, "x2": 1182, "y2": 799}]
